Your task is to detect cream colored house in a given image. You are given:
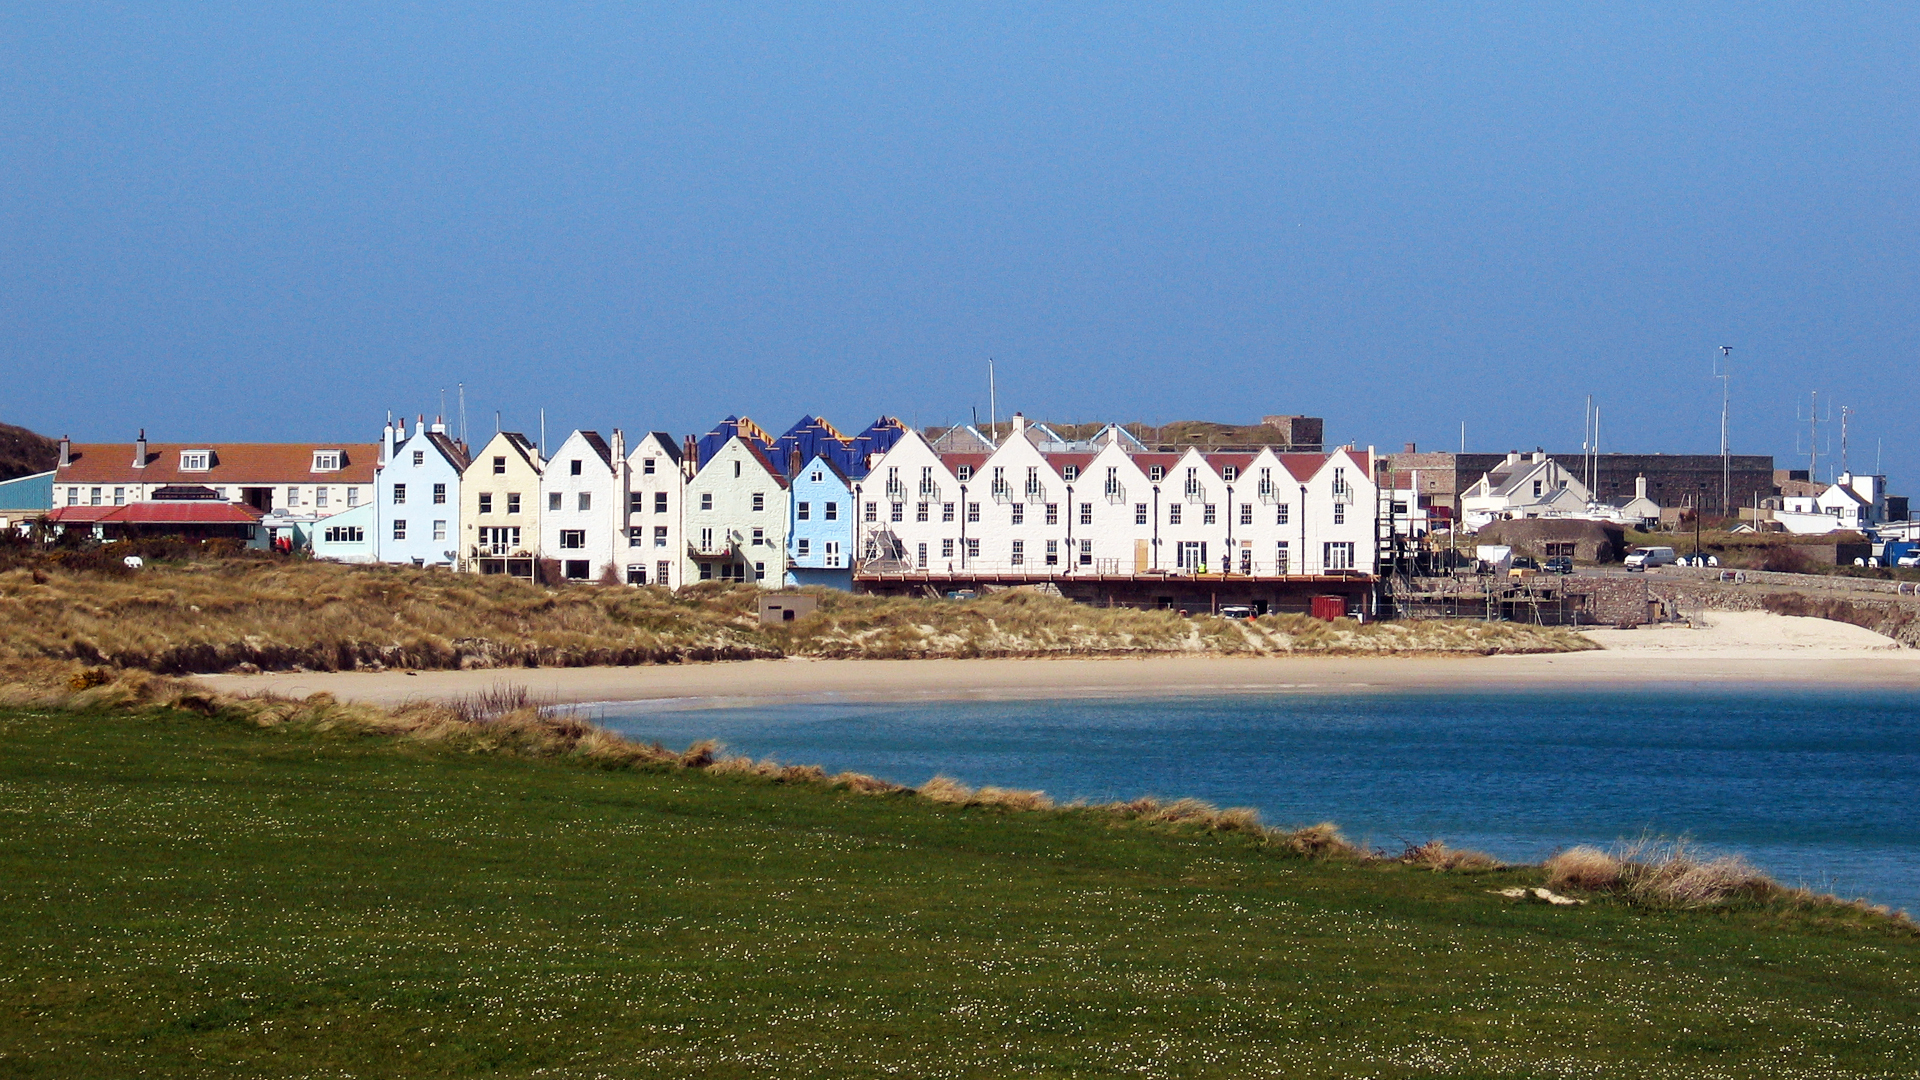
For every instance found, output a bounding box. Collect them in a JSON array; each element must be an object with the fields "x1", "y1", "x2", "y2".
[
  {"x1": 460, "y1": 431, "x2": 542, "y2": 578},
  {"x1": 684, "y1": 435, "x2": 789, "y2": 585}
]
